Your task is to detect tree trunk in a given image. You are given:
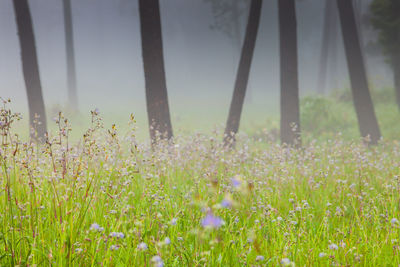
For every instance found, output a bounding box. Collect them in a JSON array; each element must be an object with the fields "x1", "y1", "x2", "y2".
[
  {"x1": 329, "y1": 8, "x2": 339, "y2": 91},
  {"x1": 13, "y1": 0, "x2": 47, "y2": 140},
  {"x1": 63, "y1": 0, "x2": 78, "y2": 110},
  {"x1": 278, "y1": 0, "x2": 301, "y2": 147},
  {"x1": 317, "y1": 0, "x2": 335, "y2": 95},
  {"x1": 336, "y1": 0, "x2": 381, "y2": 144},
  {"x1": 139, "y1": 0, "x2": 173, "y2": 144},
  {"x1": 224, "y1": 0, "x2": 262, "y2": 147}
]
